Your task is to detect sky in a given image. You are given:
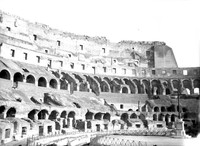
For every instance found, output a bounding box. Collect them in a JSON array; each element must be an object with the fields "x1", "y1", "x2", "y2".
[{"x1": 1, "y1": 0, "x2": 200, "y2": 67}]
